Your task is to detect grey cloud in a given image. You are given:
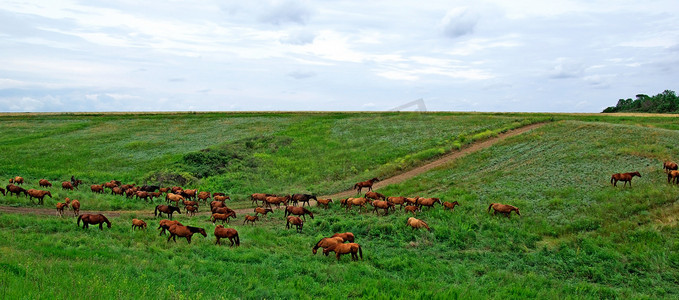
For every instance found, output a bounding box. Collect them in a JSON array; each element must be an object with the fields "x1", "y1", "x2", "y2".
[
  {"x1": 441, "y1": 8, "x2": 479, "y2": 39},
  {"x1": 287, "y1": 70, "x2": 316, "y2": 79},
  {"x1": 549, "y1": 59, "x2": 584, "y2": 79},
  {"x1": 258, "y1": 1, "x2": 312, "y2": 25}
]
